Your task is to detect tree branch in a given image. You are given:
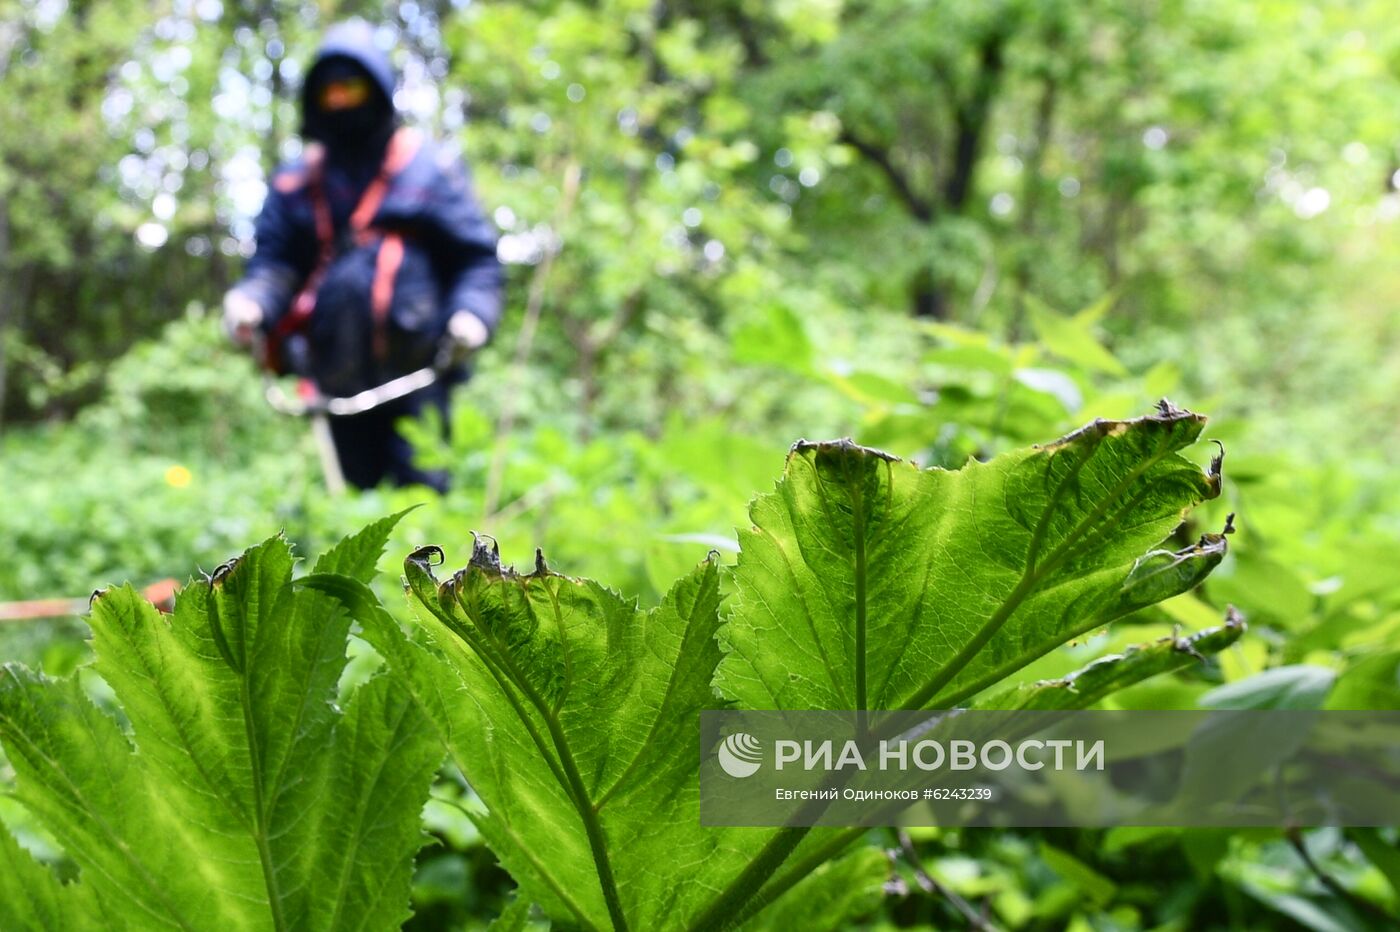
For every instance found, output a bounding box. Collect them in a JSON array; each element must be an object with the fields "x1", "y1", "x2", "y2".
[
  {"x1": 839, "y1": 128, "x2": 935, "y2": 223},
  {"x1": 895, "y1": 829, "x2": 999, "y2": 931},
  {"x1": 1286, "y1": 828, "x2": 1398, "y2": 925},
  {"x1": 943, "y1": 22, "x2": 1012, "y2": 210}
]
